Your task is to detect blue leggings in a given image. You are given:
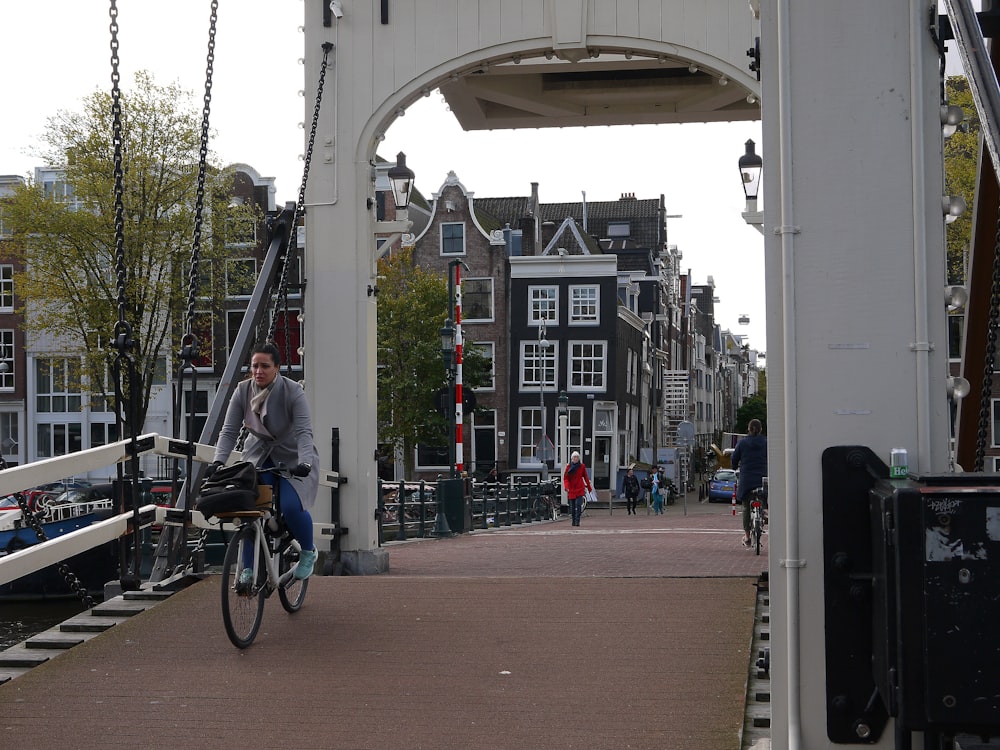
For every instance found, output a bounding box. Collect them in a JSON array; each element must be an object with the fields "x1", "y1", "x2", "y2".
[{"x1": 241, "y1": 469, "x2": 314, "y2": 569}]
